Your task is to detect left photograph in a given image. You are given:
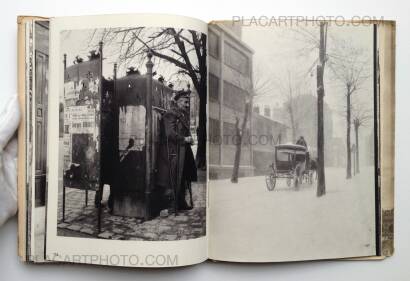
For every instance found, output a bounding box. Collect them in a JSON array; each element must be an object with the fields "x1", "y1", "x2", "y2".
[
  {"x1": 56, "y1": 27, "x2": 207, "y2": 241},
  {"x1": 30, "y1": 20, "x2": 49, "y2": 261}
]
